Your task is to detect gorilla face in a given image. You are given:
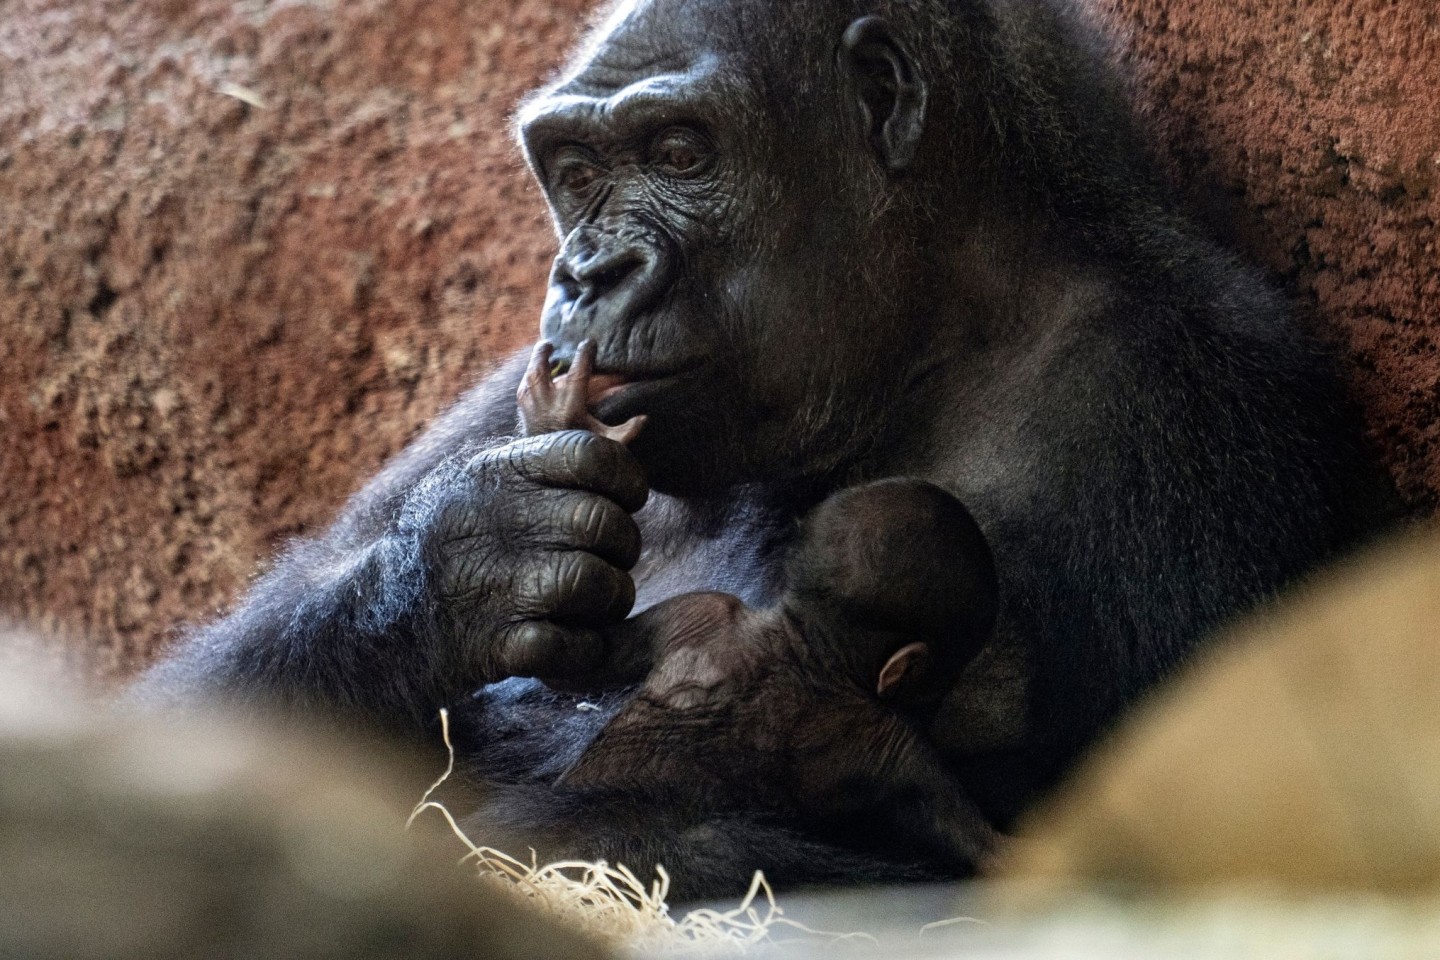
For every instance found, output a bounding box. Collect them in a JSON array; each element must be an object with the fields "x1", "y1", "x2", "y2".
[{"x1": 517, "y1": 0, "x2": 934, "y2": 495}]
